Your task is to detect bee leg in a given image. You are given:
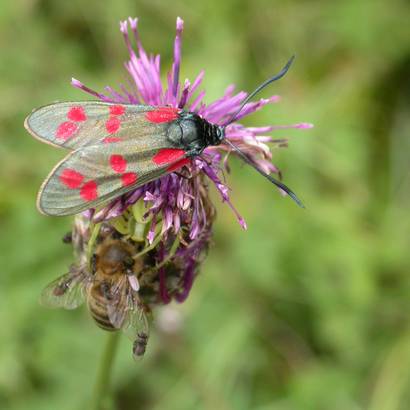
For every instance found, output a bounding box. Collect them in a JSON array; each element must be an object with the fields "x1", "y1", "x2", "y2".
[
  {"x1": 111, "y1": 229, "x2": 123, "y2": 240},
  {"x1": 62, "y1": 232, "x2": 72, "y2": 244},
  {"x1": 127, "y1": 274, "x2": 140, "y2": 292},
  {"x1": 90, "y1": 254, "x2": 98, "y2": 274},
  {"x1": 132, "y1": 332, "x2": 148, "y2": 358},
  {"x1": 100, "y1": 281, "x2": 113, "y2": 301}
]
